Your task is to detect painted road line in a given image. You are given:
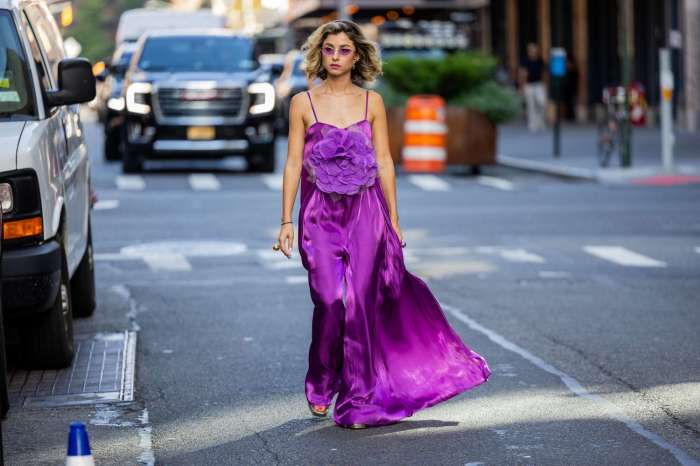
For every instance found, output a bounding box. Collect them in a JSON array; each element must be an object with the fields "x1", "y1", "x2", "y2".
[
  {"x1": 476, "y1": 246, "x2": 545, "y2": 263},
  {"x1": 116, "y1": 175, "x2": 145, "y2": 191},
  {"x1": 188, "y1": 174, "x2": 221, "y2": 191},
  {"x1": 407, "y1": 174, "x2": 451, "y2": 191},
  {"x1": 141, "y1": 253, "x2": 192, "y2": 272},
  {"x1": 441, "y1": 303, "x2": 699, "y2": 466},
  {"x1": 94, "y1": 200, "x2": 119, "y2": 211},
  {"x1": 257, "y1": 249, "x2": 302, "y2": 269},
  {"x1": 476, "y1": 176, "x2": 515, "y2": 191},
  {"x1": 285, "y1": 275, "x2": 308, "y2": 284},
  {"x1": 261, "y1": 174, "x2": 283, "y2": 190},
  {"x1": 538, "y1": 271, "x2": 572, "y2": 279},
  {"x1": 94, "y1": 253, "x2": 137, "y2": 262},
  {"x1": 583, "y1": 246, "x2": 667, "y2": 267}
]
